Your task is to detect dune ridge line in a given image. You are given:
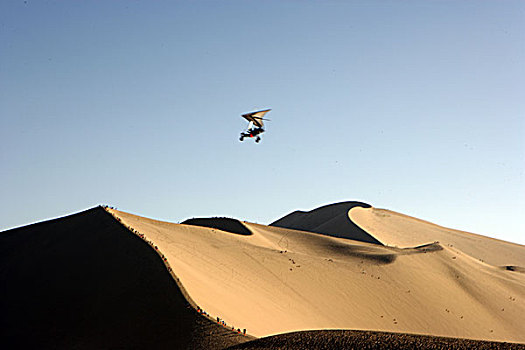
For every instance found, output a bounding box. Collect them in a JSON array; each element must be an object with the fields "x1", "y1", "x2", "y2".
[
  {"x1": 106, "y1": 203, "x2": 525, "y2": 343},
  {"x1": 103, "y1": 206, "x2": 254, "y2": 338},
  {"x1": 3, "y1": 202, "x2": 524, "y2": 348}
]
